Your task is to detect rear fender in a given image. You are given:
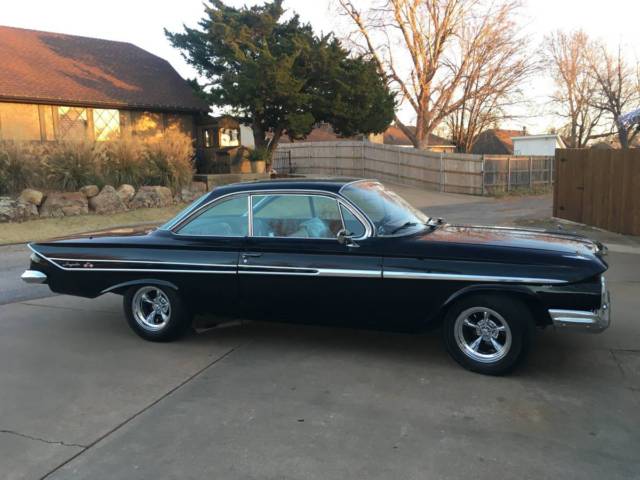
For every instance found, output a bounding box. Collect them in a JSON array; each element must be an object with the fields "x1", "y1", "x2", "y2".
[{"x1": 101, "y1": 279, "x2": 179, "y2": 296}]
